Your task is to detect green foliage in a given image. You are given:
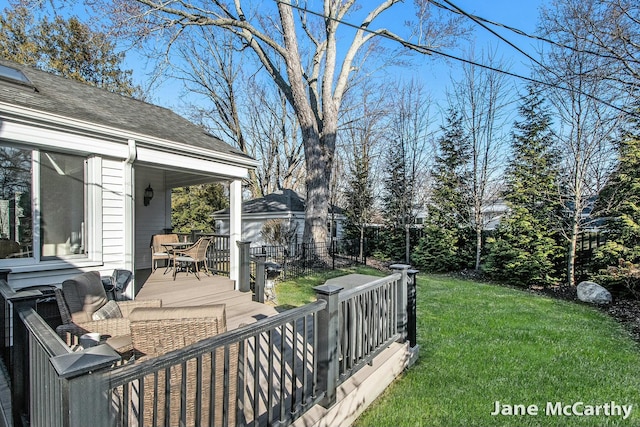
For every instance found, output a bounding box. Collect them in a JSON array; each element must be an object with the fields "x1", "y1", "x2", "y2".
[
  {"x1": 484, "y1": 207, "x2": 560, "y2": 286},
  {"x1": 343, "y1": 149, "x2": 374, "y2": 251},
  {"x1": 0, "y1": 6, "x2": 140, "y2": 96},
  {"x1": 590, "y1": 109, "x2": 640, "y2": 294},
  {"x1": 593, "y1": 115, "x2": 640, "y2": 271},
  {"x1": 411, "y1": 225, "x2": 460, "y2": 272},
  {"x1": 592, "y1": 258, "x2": 640, "y2": 299},
  {"x1": 381, "y1": 148, "x2": 415, "y2": 230},
  {"x1": 171, "y1": 184, "x2": 227, "y2": 233},
  {"x1": 372, "y1": 227, "x2": 406, "y2": 261},
  {"x1": 415, "y1": 108, "x2": 475, "y2": 271},
  {"x1": 485, "y1": 86, "x2": 562, "y2": 286},
  {"x1": 428, "y1": 109, "x2": 473, "y2": 229}
]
